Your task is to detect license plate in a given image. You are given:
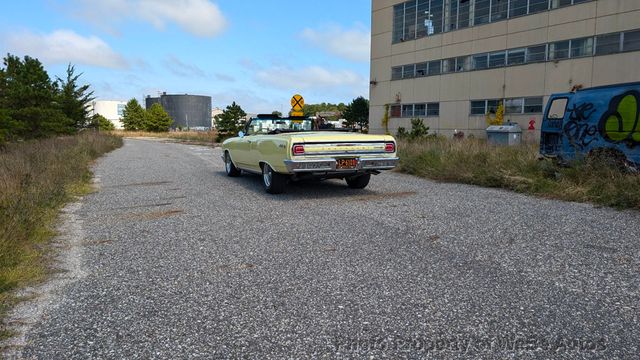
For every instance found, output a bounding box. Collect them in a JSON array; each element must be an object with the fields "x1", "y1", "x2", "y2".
[{"x1": 336, "y1": 158, "x2": 358, "y2": 169}]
